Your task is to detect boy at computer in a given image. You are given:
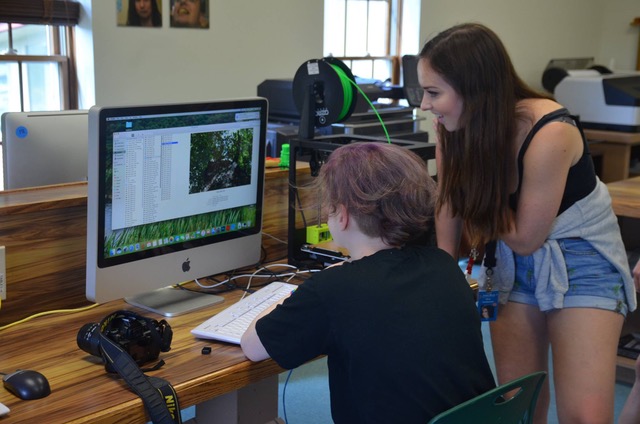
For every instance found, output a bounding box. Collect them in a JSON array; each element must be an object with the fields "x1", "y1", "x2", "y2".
[{"x1": 241, "y1": 142, "x2": 495, "y2": 423}]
